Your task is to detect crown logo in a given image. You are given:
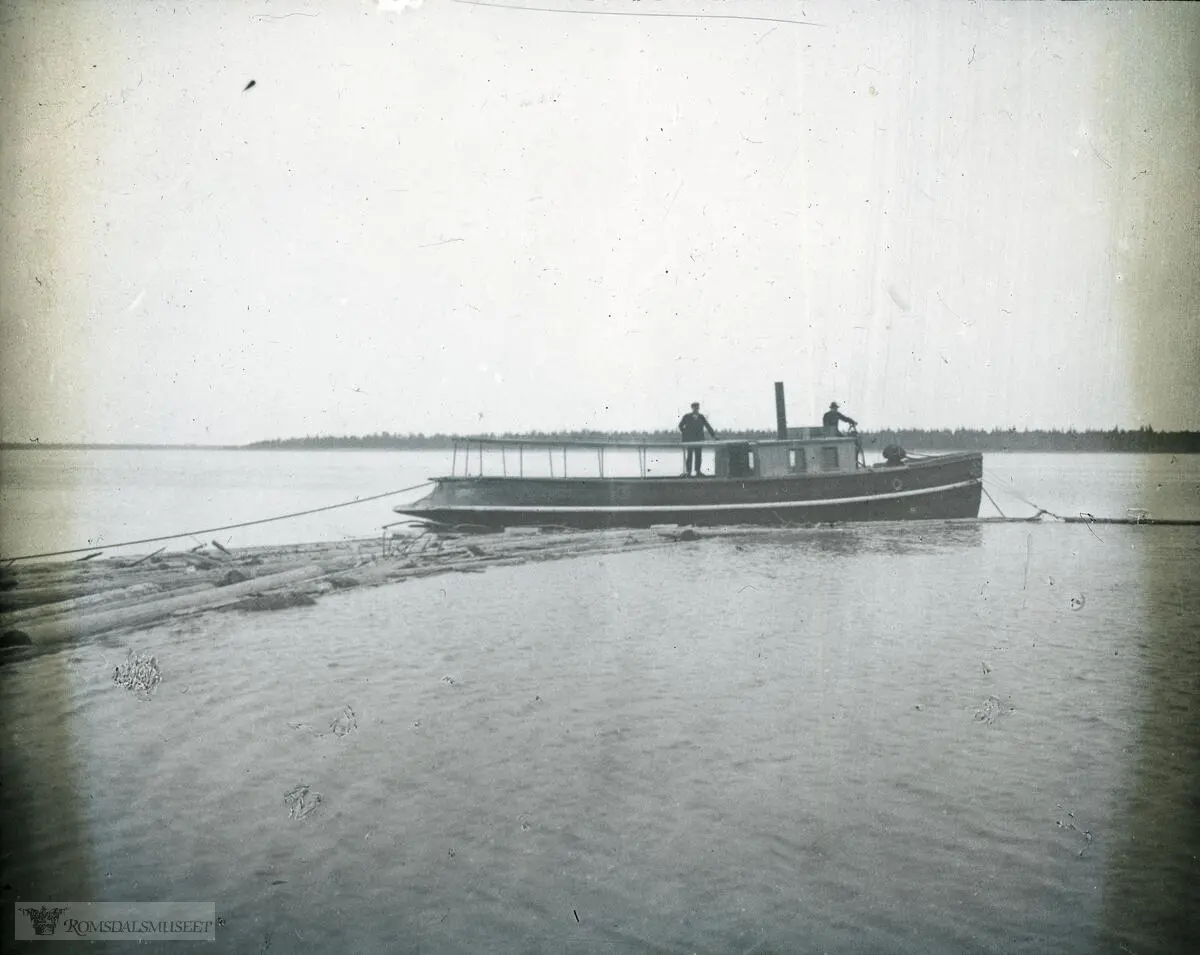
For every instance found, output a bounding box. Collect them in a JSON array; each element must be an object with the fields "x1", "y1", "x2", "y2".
[{"x1": 19, "y1": 905, "x2": 69, "y2": 936}]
